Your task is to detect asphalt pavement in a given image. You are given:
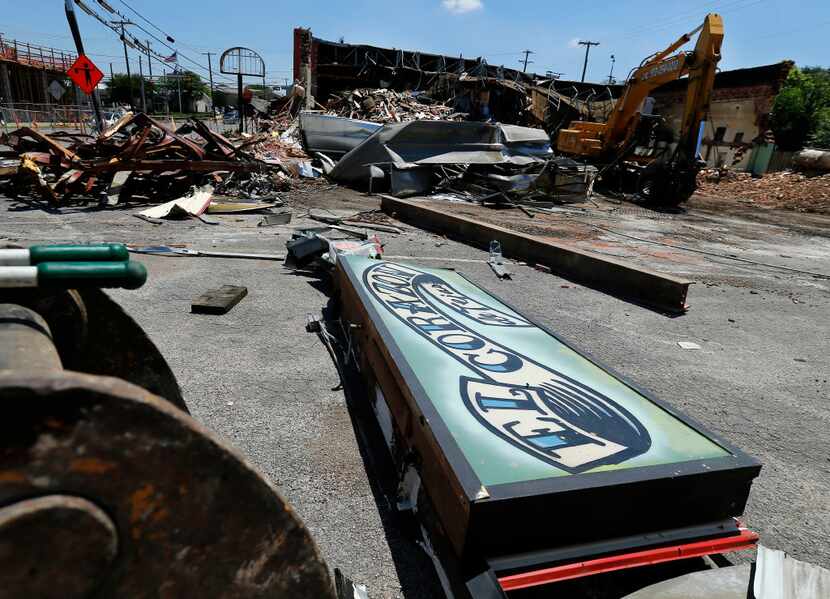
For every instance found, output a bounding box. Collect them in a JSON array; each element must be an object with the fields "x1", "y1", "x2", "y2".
[{"x1": 1, "y1": 189, "x2": 827, "y2": 598}]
